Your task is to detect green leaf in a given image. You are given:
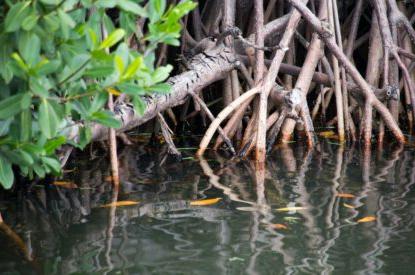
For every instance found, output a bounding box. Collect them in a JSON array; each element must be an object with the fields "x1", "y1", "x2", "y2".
[
  {"x1": 90, "y1": 92, "x2": 108, "y2": 113},
  {"x1": 39, "y1": 99, "x2": 61, "y2": 138},
  {"x1": 5, "y1": 1, "x2": 31, "y2": 32},
  {"x1": 95, "y1": 0, "x2": 117, "y2": 8},
  {"x1": 18, "y1": 32, "x2": 41, "y2": 66},
  {"x1": 41, "y1": 156, "x2": 61, "y2": 174},
  {"x1": 114, "y1": 55, "x2": 125, "y2": 76},
  {"x1": 0, "y1": 93, "x2": 32, "y2": 119},
  {"x1": 133, "y1": 95, "x2": 146, "y2": 116},
  {"x1": 152, "y1": 65, "x2": 172, "y2": 83},
  {"x1": 0, "y1": 156, "x2": 14, "y2": 189},
  {"x1": 117, "y1": 0, "x2": 147, "y2": 17},
  {"x1": 20, "y1": 109, "x2": 32, "y2": 142},
  {"x1": 84, "y1": 66, "x2": 114, "y2": 77},
  {"x1": 98, "y1": 29, "x2": 126, "y2": 50},
  {"x1": 5, "y1": 149, "x2": 34, "y2": 166},
  {"x1": 76, "y1": 125, "x2": 92, "y2": 149},
  {"x1": 22, "y1": 14, "x2": 39, "y2": 31},
  {"x1": 11, "y1": 53, "x2": 29, "y2": 72},
  {"x1": 0, "y1": 119, "x2": 12, "y2": 137},
  {"x1": 58, "y1": 9, "x2": 76, "y2": 28},
  {"x1": 122, "y1": 56, "x2": 143, "y2": 79},
  {"x1": 36, "y1": 59, "x2": 61, "y2": 76},
  {"x1": 90, "y1": 110, "x2": 121, "y2": 128},
  {"x1": 44, "y1": 136, "x2": 66, "y2": 155},
  {"x1": 148, "y1": 0, "x2": 166, "y2": 22},
  {"x1": 29, "y1": 77, "x2": 49, "y2": 97},
  {"x1": 40, "y1": 0, "x2": 61, "y2": 4},
  {"x1": 117, "y1": 82, "x2": 145, "y2": 95},
  {"x1": 33, "y1": 163, "x2": 45, "y2": 178}
]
